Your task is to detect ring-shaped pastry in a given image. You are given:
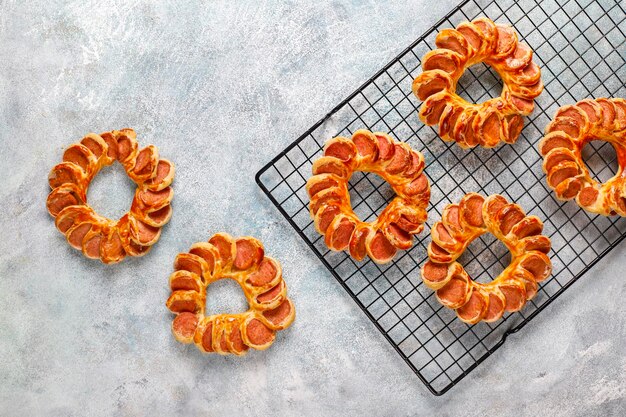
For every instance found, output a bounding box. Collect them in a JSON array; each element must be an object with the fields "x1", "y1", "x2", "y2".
[
  {"x1": 539, "y1": 97, "x2": 626, "y2": 216},
  {"x1": 46, "y1": 129, "x2": 175, "y2": 263},
  {"x1": 307, "y1": 129, "x2": 430, "y2": 264},
  {"x1": 166, "y1": 233, "x2": 295, "y2": 355},
  {"x1": 421, "y1": 193, "x2": 552, "y2": 324},
  {"x1": 413, "y1": 18, "x2": 543, "y2": 148}
]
